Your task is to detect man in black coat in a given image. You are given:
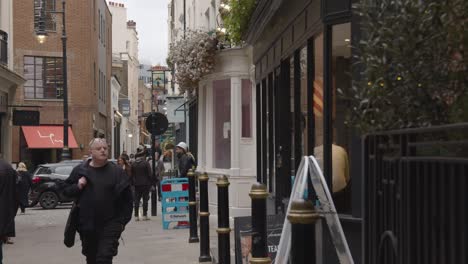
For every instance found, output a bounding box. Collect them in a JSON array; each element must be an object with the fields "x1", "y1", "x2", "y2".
[
  {"x1": 64, "y1": 138, "x2": 133, "y2": 264},
  {"x1": 131, "y1": 148, "x2": 155, "y2": 221},
  {"x1": 0, "y1": 157, "x2": 17, "y2": 264}
]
